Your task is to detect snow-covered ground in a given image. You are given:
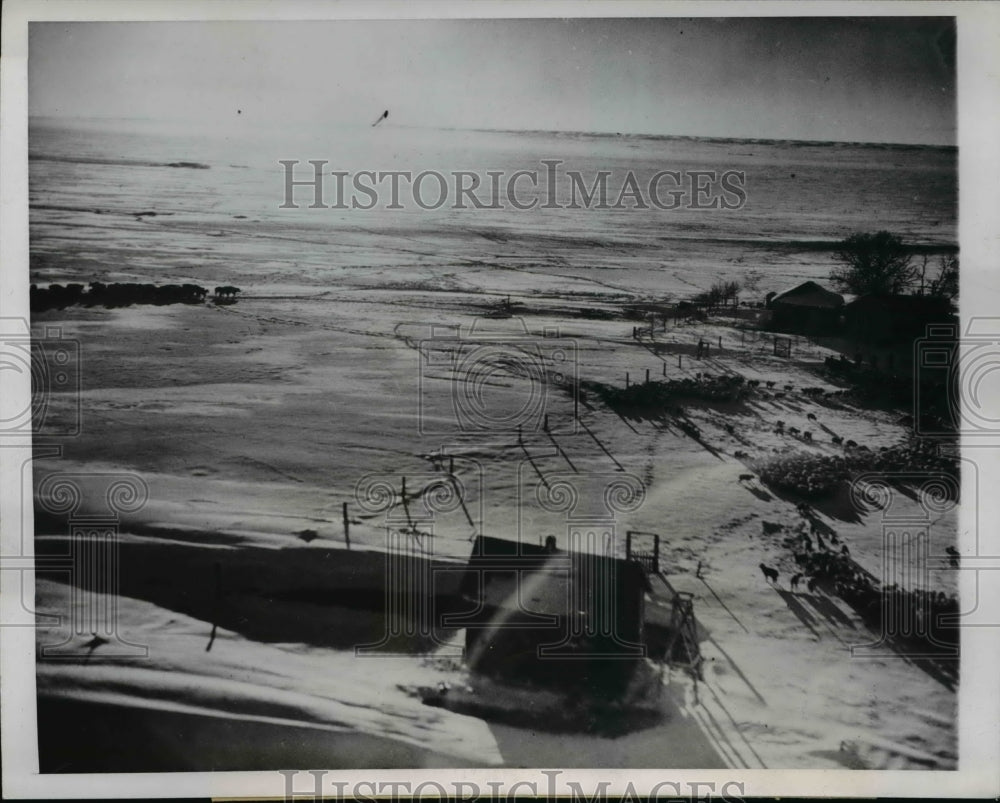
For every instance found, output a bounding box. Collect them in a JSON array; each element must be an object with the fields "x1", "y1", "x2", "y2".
[{"x1": 33, "y1": 292, "x2": 959, "y2": 771}]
